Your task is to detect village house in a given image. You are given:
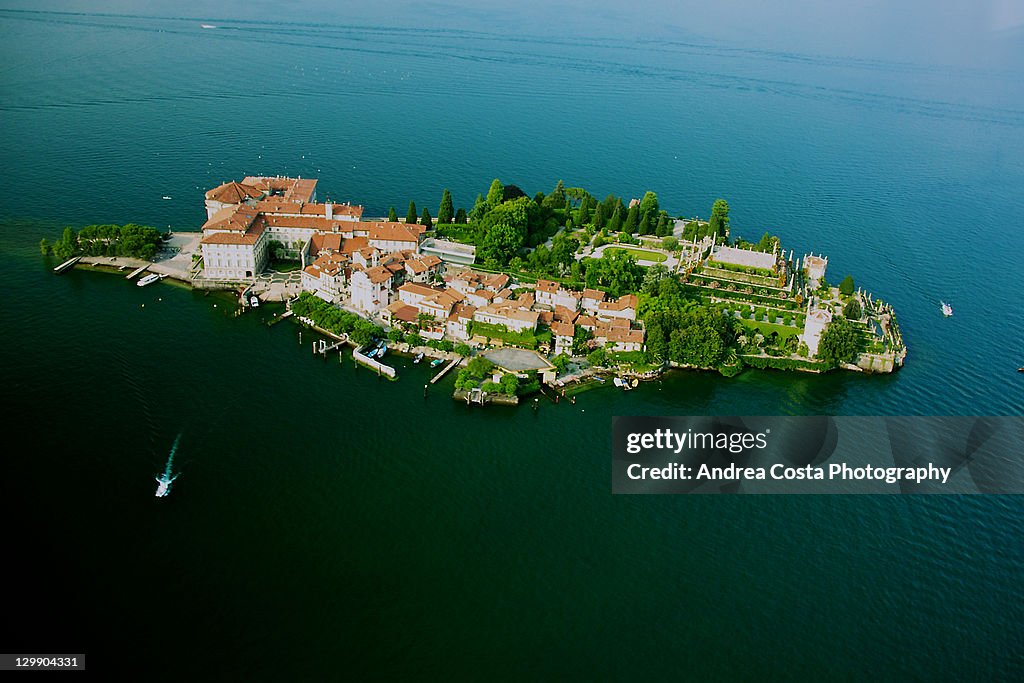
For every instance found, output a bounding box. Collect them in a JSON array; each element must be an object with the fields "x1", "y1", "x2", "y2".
[
  {"x1": 580, "y1": 288, "x2": 606, "y2": 315},
  {"x1": 597, "y1": 294, "x2": 638, "y2": 322},
  {"x1": 350, "y1": 265, "x2": 393, "y2": 314},
  {"x1": 300, "y1": 252, "x2": 347, "y2": 303},
  {"x1": 473, "y1": 301, "x2": 540, "y2": 334},
  {"x1": 446, "y1": 304, "x2": 476, "y2": 341},
  {"x1": 534, "y1": 279, "x2": 581, "y2": 311},
  {"x1": 551, "y1": 321, "x2": 575, "y2": 356}
]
